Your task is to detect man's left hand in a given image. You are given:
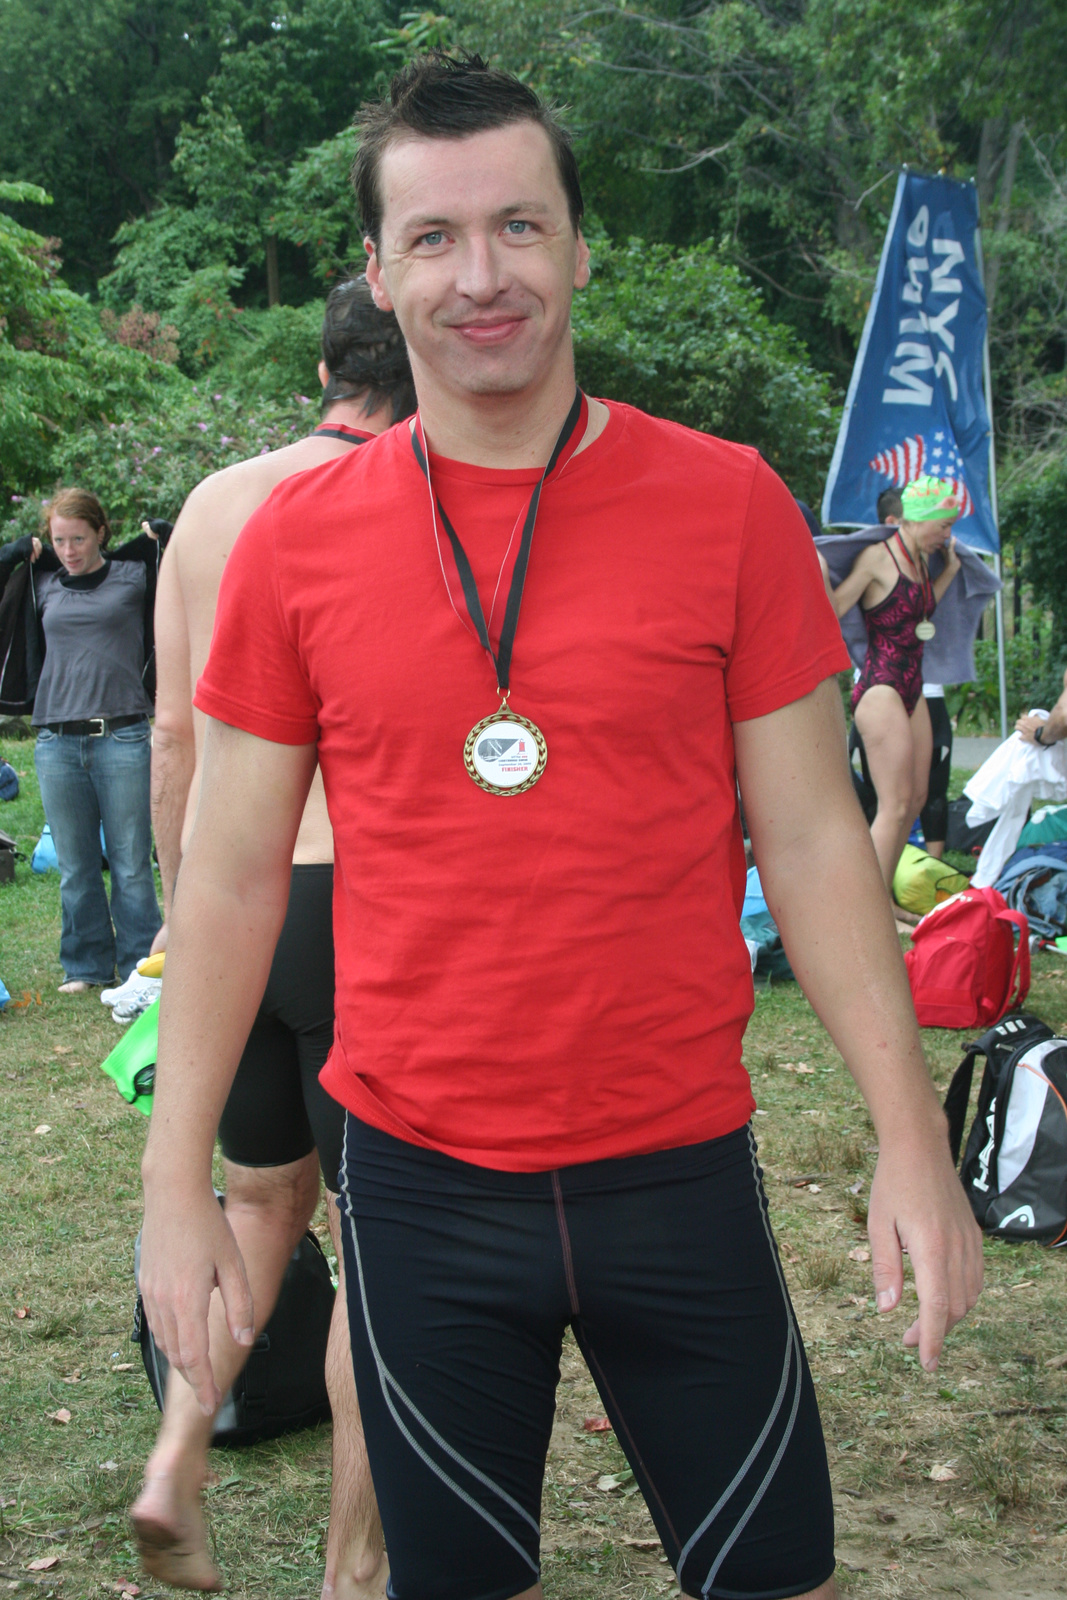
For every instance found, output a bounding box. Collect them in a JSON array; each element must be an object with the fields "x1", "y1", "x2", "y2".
[{"x1": 868, "y1": 1129, "x2": 983, "y2": 1372}]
